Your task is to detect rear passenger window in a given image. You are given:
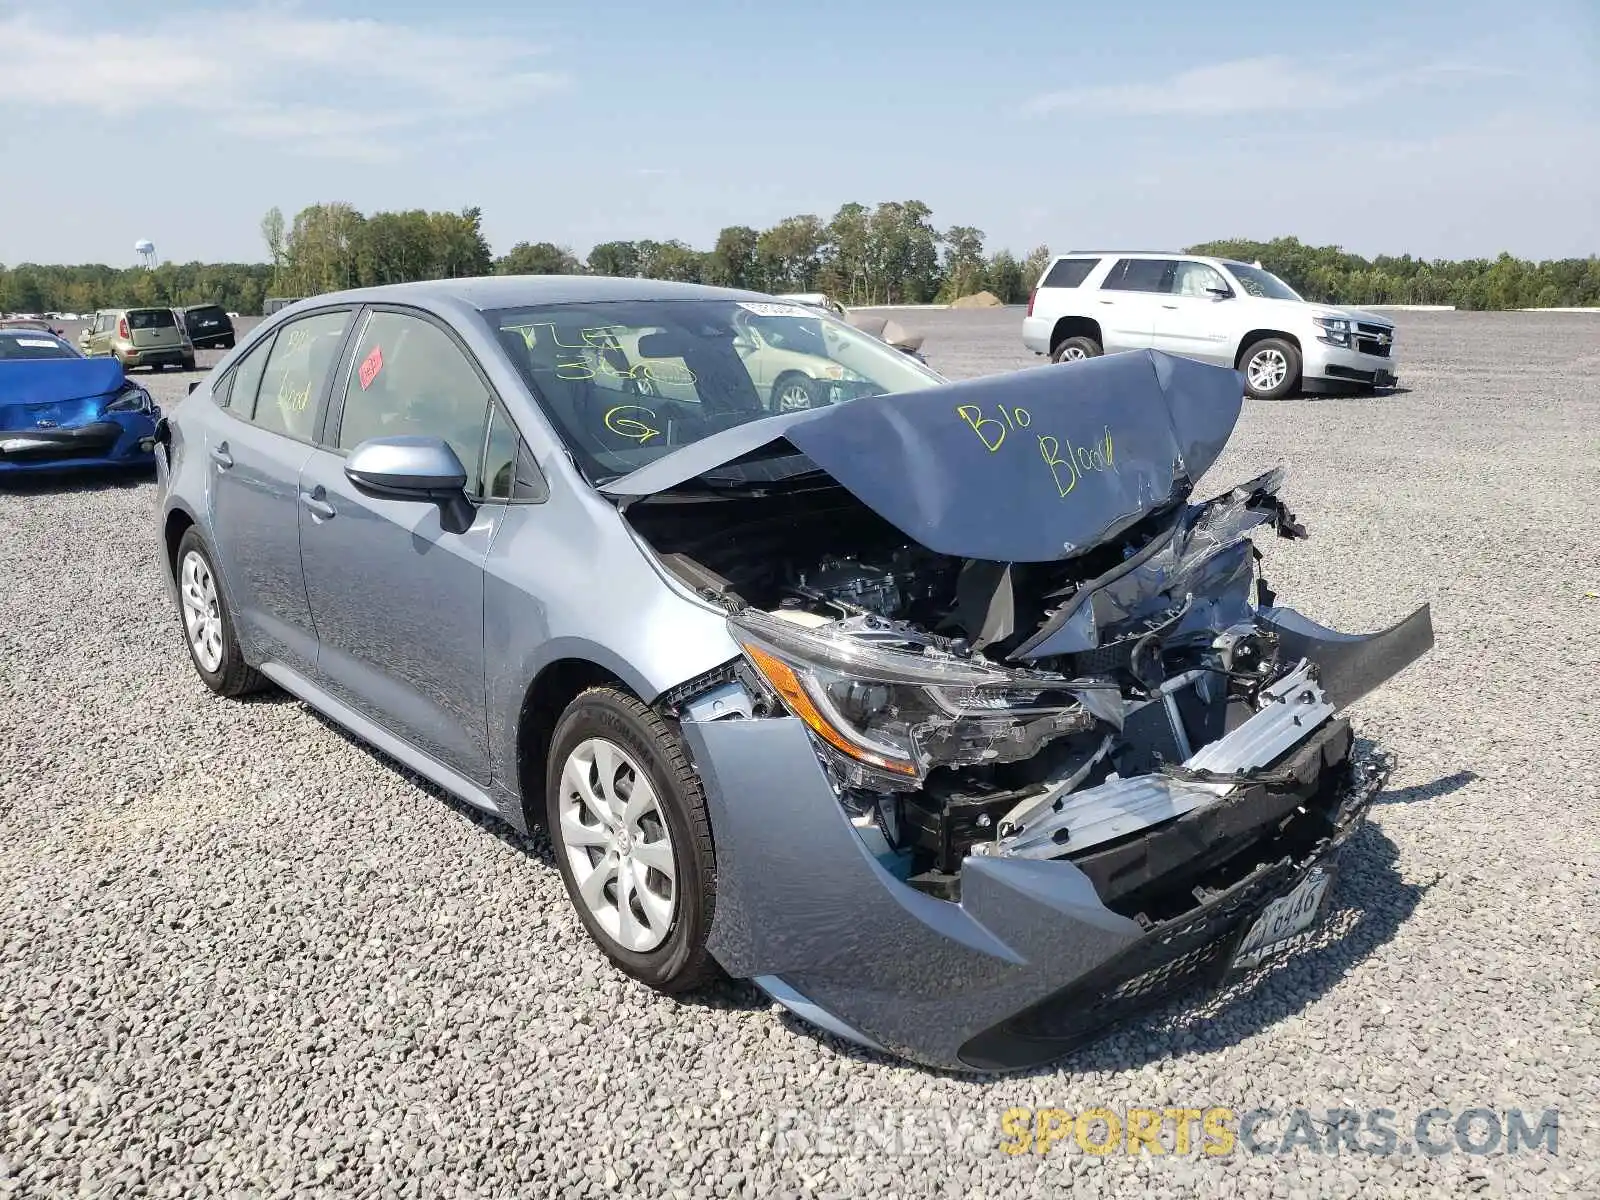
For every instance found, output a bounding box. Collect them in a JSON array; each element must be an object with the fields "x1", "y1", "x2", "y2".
[
  {"x1": 1102, "y1": 259, "x2": 1176, "y2": 293},
  {"x1": 253, "y1": 311, "x2": 352, "y2": 441},
  {"x1": 222, "y1": 337, "x2": 273, "y2": 418},
  {"x1": 1042, "y1": 258, "x2": 1099, "y2": 288}
]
